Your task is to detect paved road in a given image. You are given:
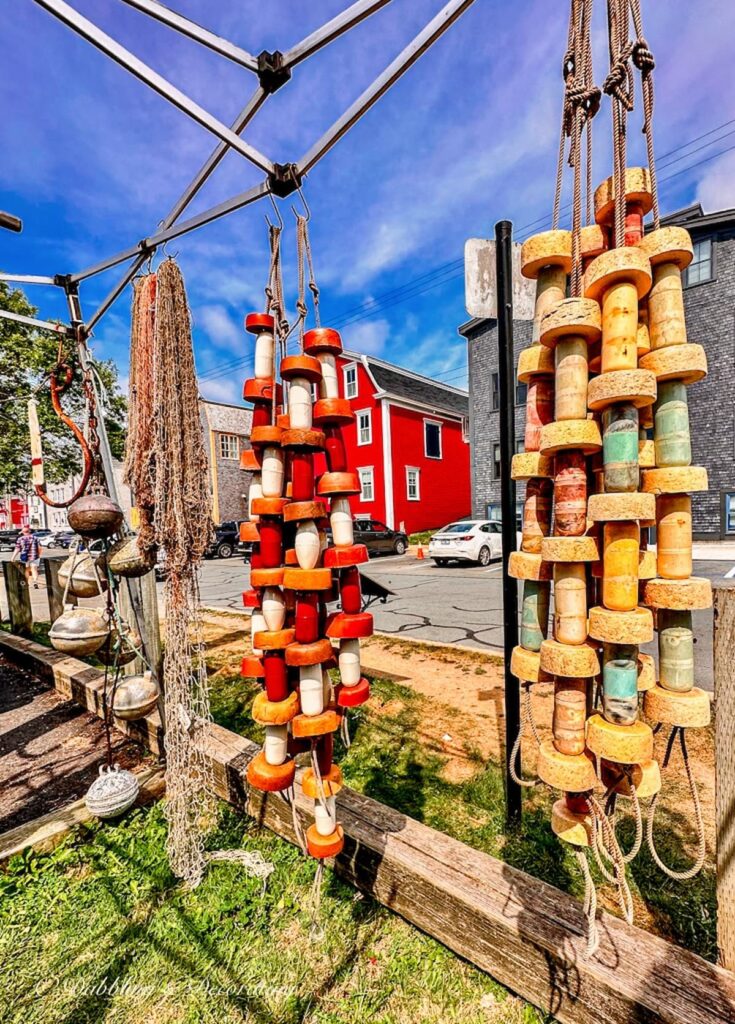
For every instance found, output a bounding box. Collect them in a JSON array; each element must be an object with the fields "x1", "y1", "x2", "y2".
[
  {"x1": 3, "y1": 549, "x2": 730, "y2": 690},
  {"x1": 191, "y1": 552, "x2": 731, "y2": 691}
]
